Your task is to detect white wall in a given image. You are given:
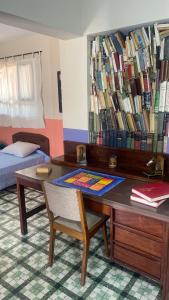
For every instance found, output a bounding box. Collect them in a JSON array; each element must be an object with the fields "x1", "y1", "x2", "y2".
[
  {"x1": 59, "y1": 37, "x2": 89, "y2": 130},
  {"x1": 0, "y1": 0, "x2": 82, "y2": 38},
  {"x1": 82, "y1": 0, "x2": 169, "y2": 35},
  {"x1": 1, "y1": 0, "x2": 169, "y2": 38},
  {"x1": 0, "y1": 33, "x2": 61, "y2": 119}
]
